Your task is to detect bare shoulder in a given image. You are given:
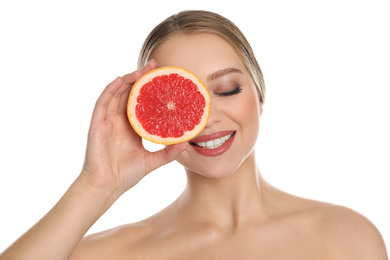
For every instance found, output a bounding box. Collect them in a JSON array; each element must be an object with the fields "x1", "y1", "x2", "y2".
[
  {"x1": 312, "y1": 201, "x2": 388, "y2": 259},
  {"x1": 70, "y1": 221, "x2": 152, "y2": 260},
  {"x1": 269, "y1": 188, "x2": 387, "y2": 258}
]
